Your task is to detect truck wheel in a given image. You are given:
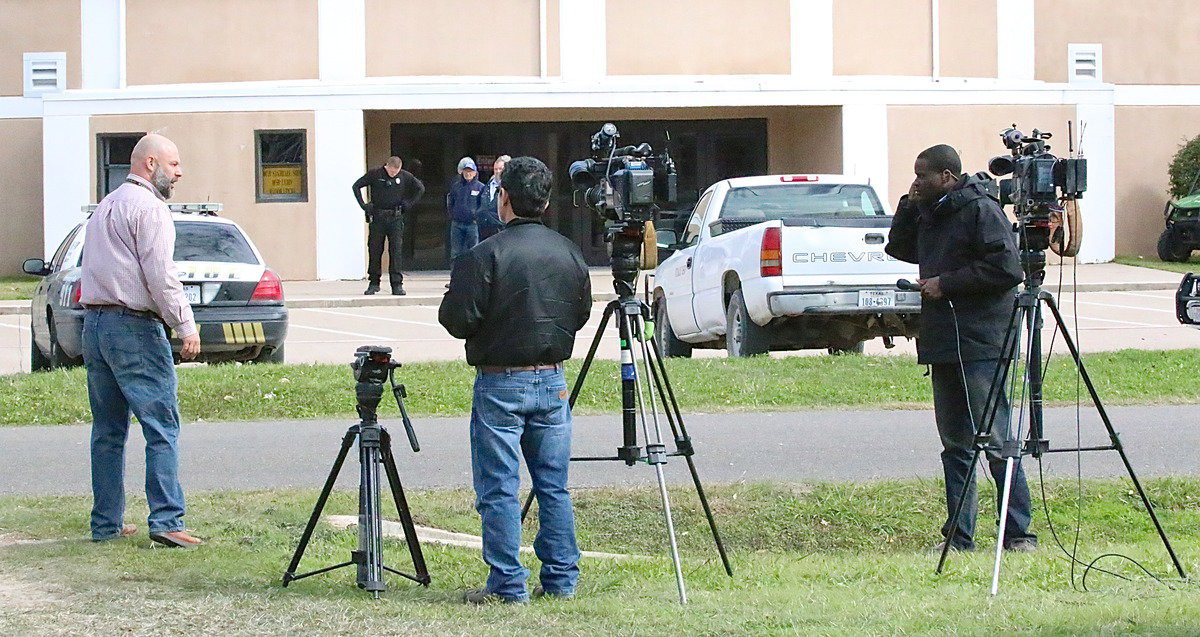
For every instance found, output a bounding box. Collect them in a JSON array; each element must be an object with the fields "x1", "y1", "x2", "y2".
[
  {"x1": 654, "y1": 300, "x2": 692, "y2": 359},
  {"x1": 726, "y1": 289, "x2": 770, "y2": 357},
  {"x1": 30, "y1": 333, "x2": 51, "y2": 372},
  {"x1": 1158, "y1": 230, "x2": 1192, "y2": 262},
  {"x1": 250, "y1": 344, "x2": 285, "y2": 364}
]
